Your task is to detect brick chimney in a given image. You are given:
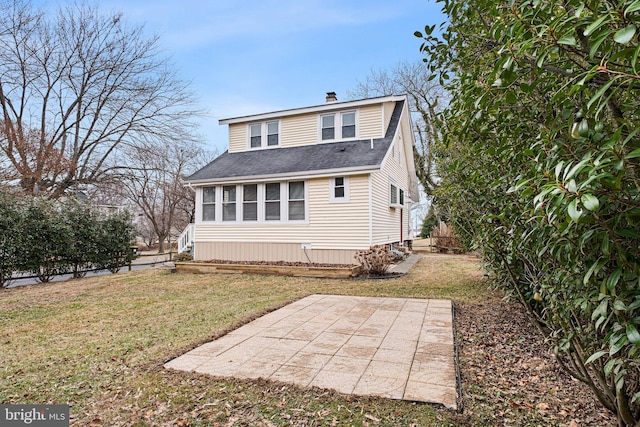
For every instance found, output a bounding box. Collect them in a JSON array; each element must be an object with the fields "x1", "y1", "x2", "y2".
[{"x1": 325, "y1": 91, "x2": 337, "y2": 103}]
